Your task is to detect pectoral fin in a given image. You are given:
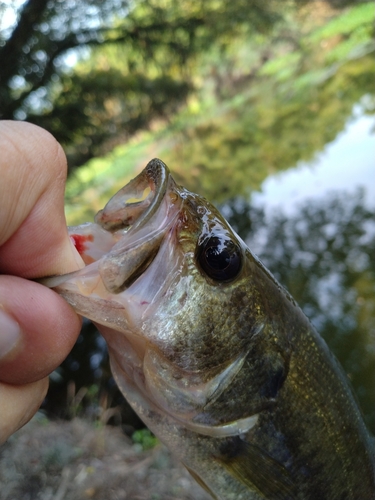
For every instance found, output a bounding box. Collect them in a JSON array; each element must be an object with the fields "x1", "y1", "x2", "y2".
[
  {"x1": 216, "y1": 438, "x2": 298, "y2": 500},
  {"x1": 184, "y1": 465, "x2": 218, "y2": 500}
]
